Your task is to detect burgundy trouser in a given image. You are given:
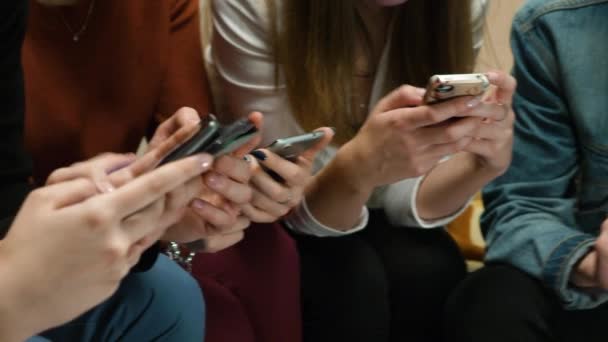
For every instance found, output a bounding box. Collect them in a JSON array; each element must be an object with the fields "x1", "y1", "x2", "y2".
[{"x1": 192, "y1": 223, "x2": 302, "y2": 342}]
